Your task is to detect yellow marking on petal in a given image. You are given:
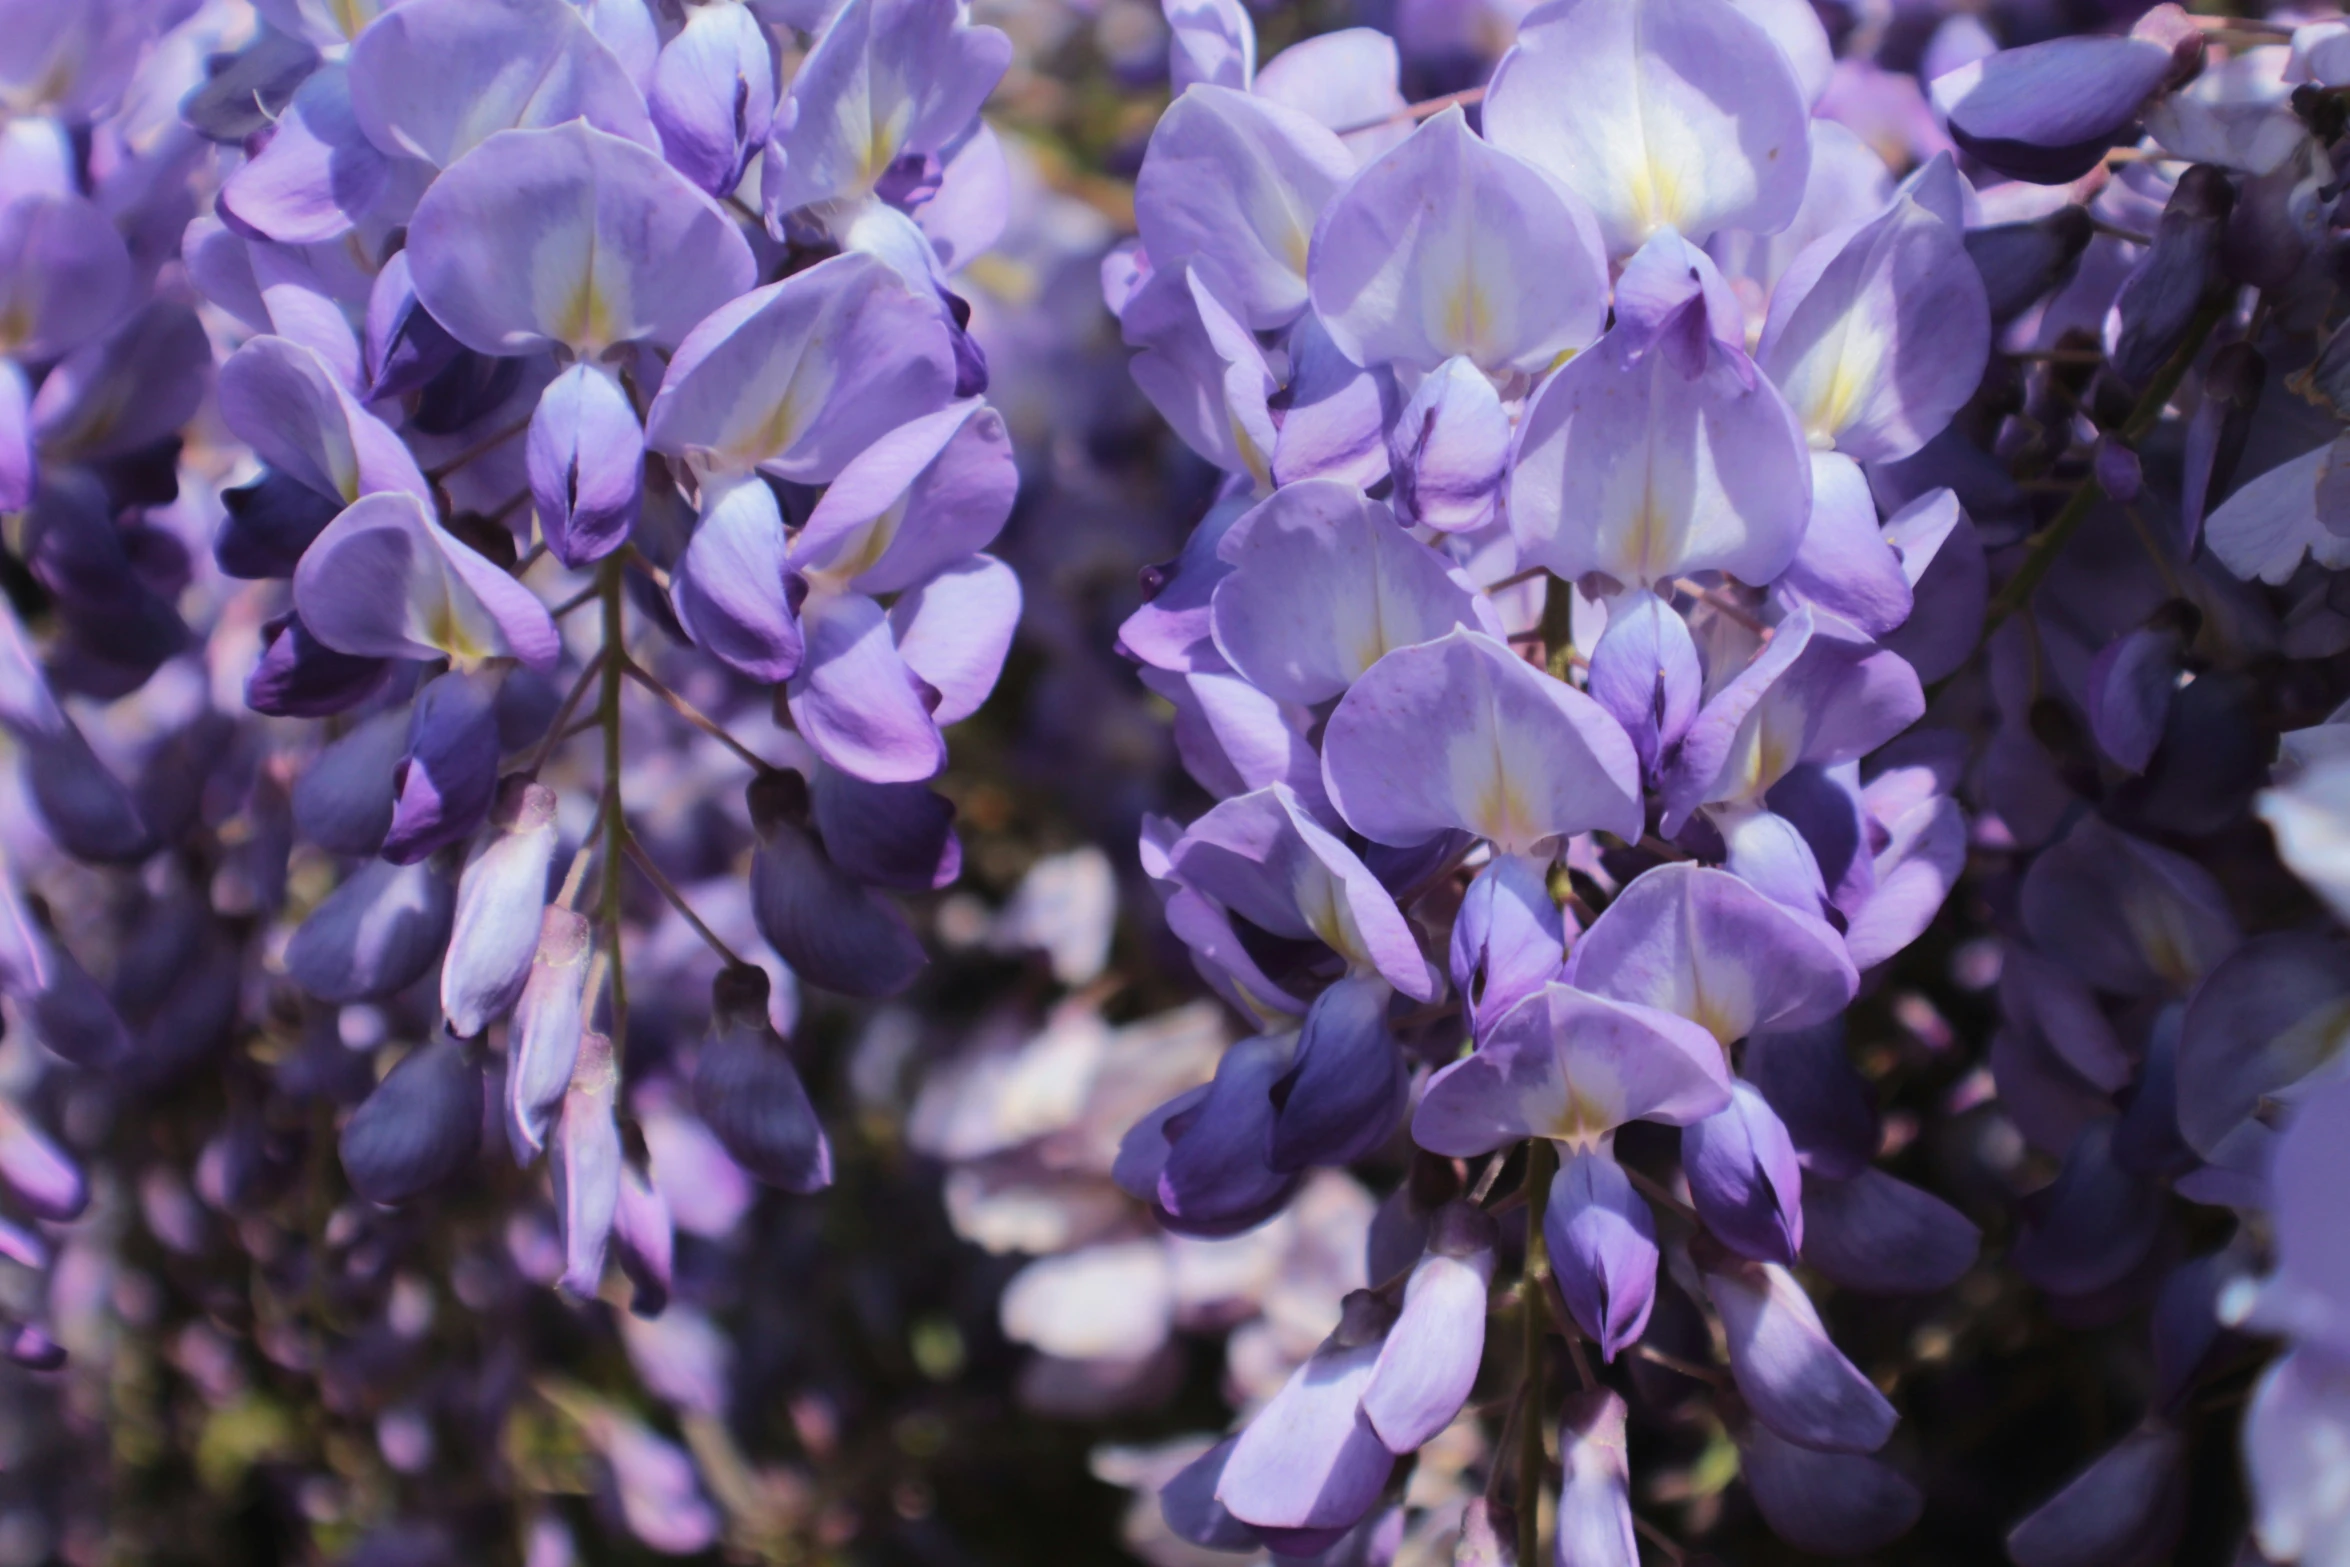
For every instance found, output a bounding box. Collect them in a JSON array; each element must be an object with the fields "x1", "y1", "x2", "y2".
[
  {"x1": 1806, "y1": 344, "x2": 1875, "y2": 449},
  {"x1": 1625, "y1": 154, "x2": 1685, "y2": 243},
  {"x1": 427, "y1": 595, "x2": 490, "y2": 667},
  {"x1": 1535, "y1": 1080, "x2": 1620, "y2": 1147},
  {"x1": 804, "y1": 495, "x2": 911, "y2": 594},
  {"x1": 1441, "y1": 281, "x2": 1494, "y2": 363},
  {"x1": 1297, "y1": 868, "x2": 1372, "y2": 971},
  {"x1": 555, "y1": 275, "x2": 620, "y2": 357}
]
